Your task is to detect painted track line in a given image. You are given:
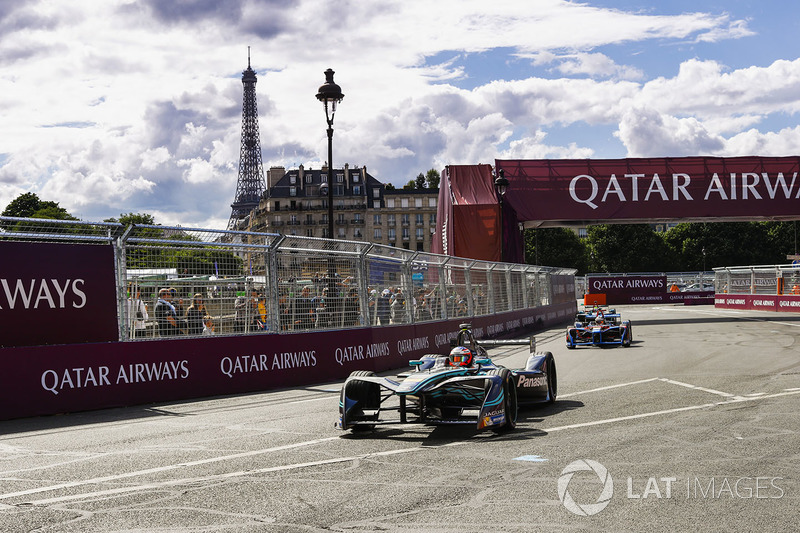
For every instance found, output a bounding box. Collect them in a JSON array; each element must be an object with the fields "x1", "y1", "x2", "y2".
[
  {"x1": 0, "y1": 436, "x2": 340, "y2": 502},
  {"x1": 558, "y1": 377, "x2": 660, "y2": 398},
  {"x1": 658, "y1": 378, "x2": 746, "y2": 400},
  {"x1": 542, "y1": 388, "x2": 800, "y2": 433},
  {"x1": 14, "y1": 445, "x2": 432, "y2": 508}
]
